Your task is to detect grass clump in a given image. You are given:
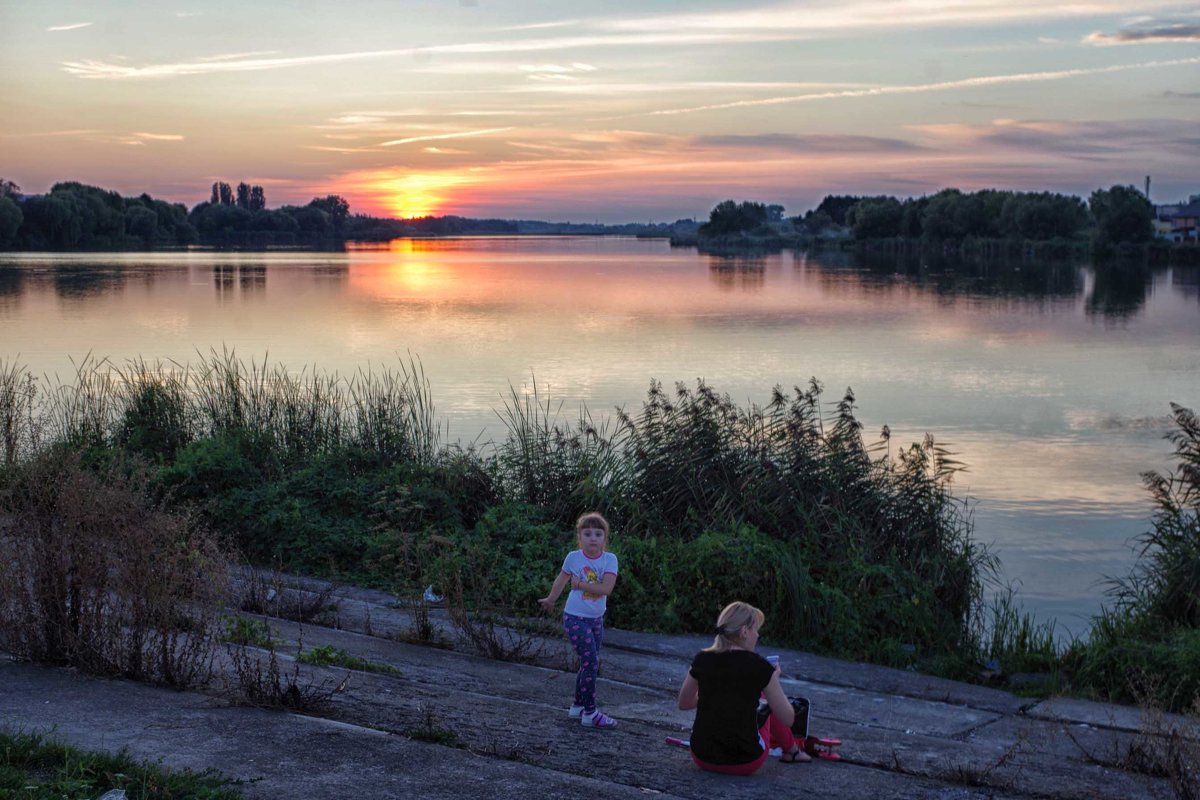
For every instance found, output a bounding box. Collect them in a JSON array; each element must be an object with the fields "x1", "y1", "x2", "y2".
[
  {"x1": 221, "y1": 616, "x2": 276, "y2": 649},
  {"x1": 297, "y1": 644, "x2": 398, "y2": 674},
  {"x1": 225, "y1": 639, "x2": 348, "y2": 712},
  {"x1": 0, "y1": 729, "x2": 242, "y2": 799}
]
